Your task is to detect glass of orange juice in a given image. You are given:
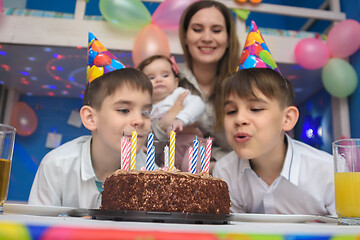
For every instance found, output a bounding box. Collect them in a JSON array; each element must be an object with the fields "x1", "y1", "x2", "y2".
[
  {"x1": 333, "y1": 138, "x2": 360, "y2": 225},
  {"x1": 0, "y1": 124, "x2": 16, "y2": 214}
]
